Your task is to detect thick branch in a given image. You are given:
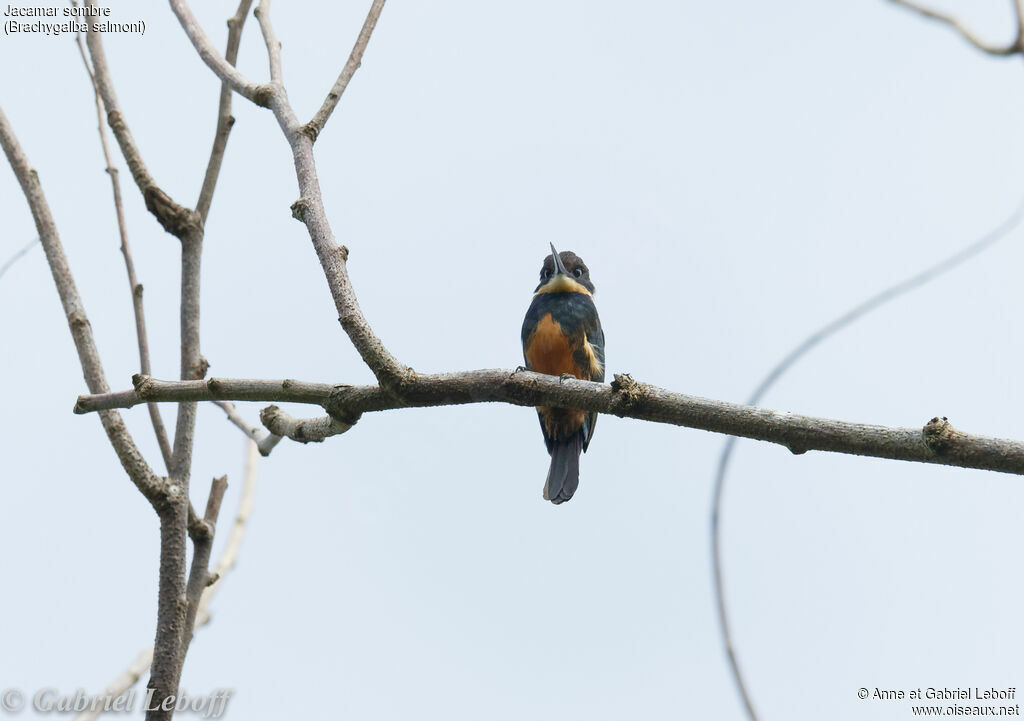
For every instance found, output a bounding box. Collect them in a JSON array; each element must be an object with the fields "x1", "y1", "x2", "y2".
[
  {"x1": 146, "y1": 196, "x2": 205, "y2": 721},
  {"x1": 75, "y1": 370, "x2": 1024, "y2": 477},
  {"x1": 888, "y1": 0, "x2": 1021, "y2": 55},
  {"x1": 169, "y1": 231, "x2": 204, "y2": 480},
  {"x1": 303, "y1": 0, "x2": 387, "y2": 142}
]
